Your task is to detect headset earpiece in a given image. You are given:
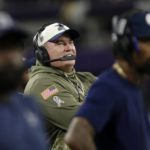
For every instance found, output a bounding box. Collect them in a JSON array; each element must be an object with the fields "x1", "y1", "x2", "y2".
[
  {"x1": 33, "y1": 24, "x2": 51, "y2": 66},
  {"x1": 132, "y1": 37, "x2": 139, "y2": 52},
  {"x1": 112, "y1": 9, "x2": 144, "y2": 61}
]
